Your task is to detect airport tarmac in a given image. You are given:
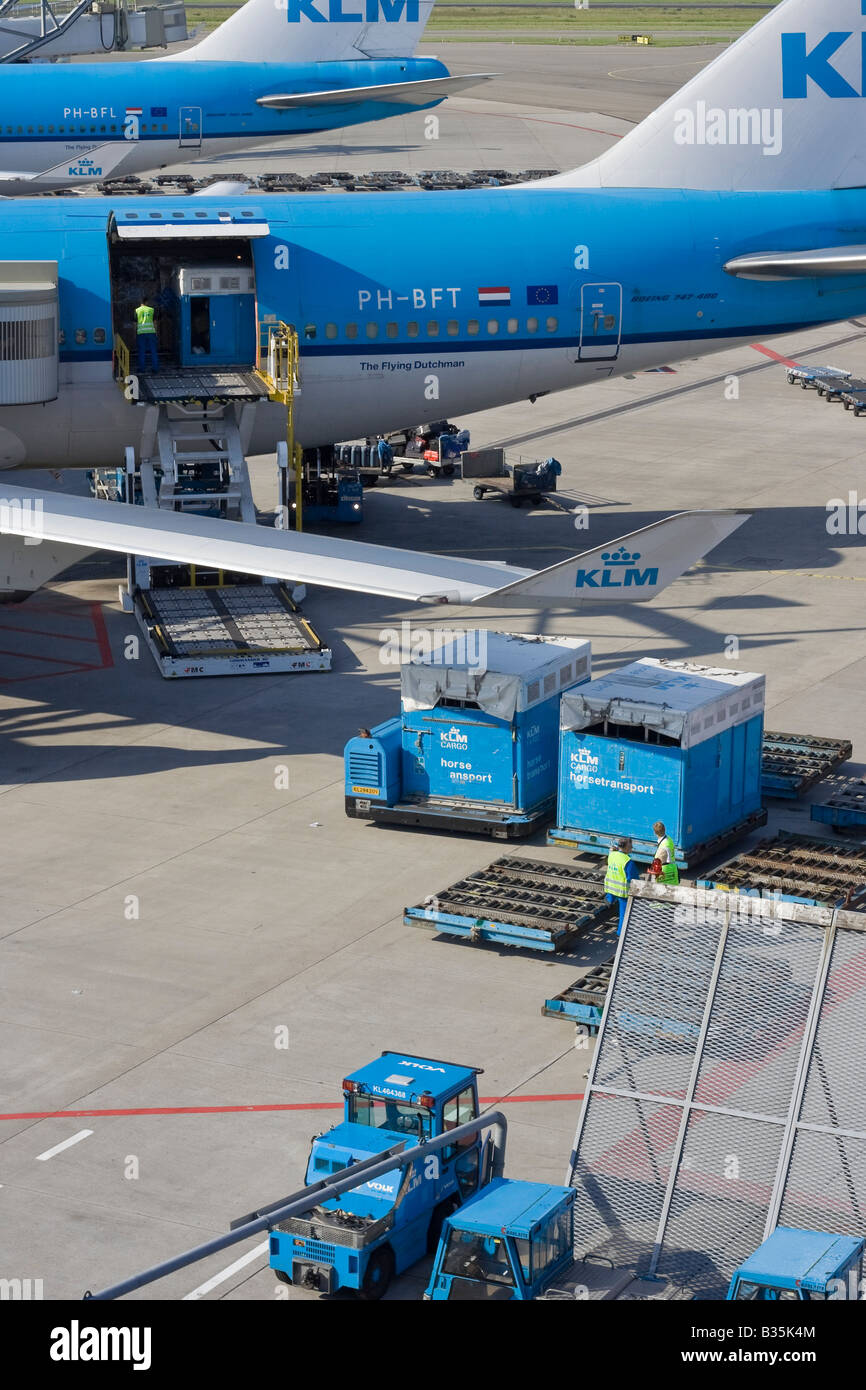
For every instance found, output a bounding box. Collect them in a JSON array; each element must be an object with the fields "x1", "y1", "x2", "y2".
[{"x1": 2, "y1": 49, "x2": 866, "y2": 1303}]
